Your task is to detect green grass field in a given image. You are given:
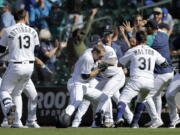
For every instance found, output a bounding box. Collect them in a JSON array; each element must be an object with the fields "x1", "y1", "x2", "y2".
[{"x1": 0, "y1": 127, "x2": 180, "y2": 135}]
